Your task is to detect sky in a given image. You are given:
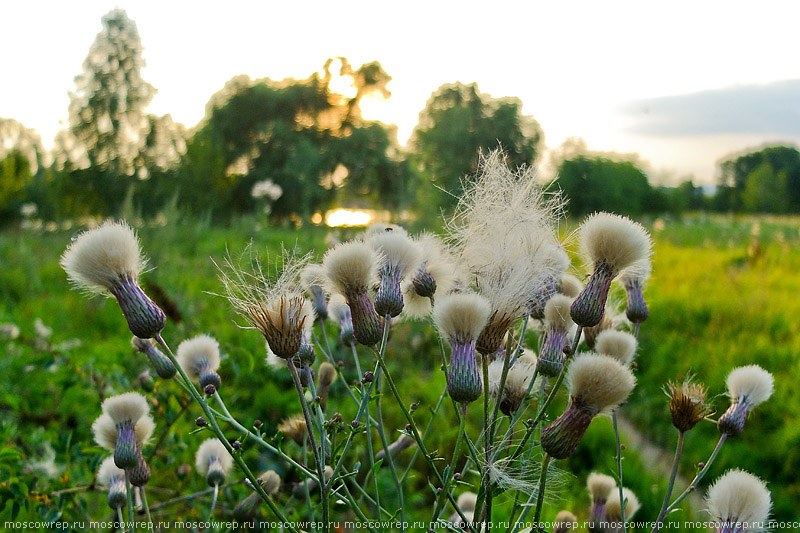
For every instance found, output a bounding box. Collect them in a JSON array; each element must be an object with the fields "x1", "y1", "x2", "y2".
[{"x1": 2, "y1": 0, "x2": 800, "y2": 185}]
